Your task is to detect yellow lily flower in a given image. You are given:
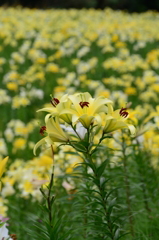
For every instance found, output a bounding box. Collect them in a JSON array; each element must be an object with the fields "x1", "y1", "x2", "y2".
[
  {"x1": 60, "y1": 92, "x2": 112, "y2": 128},
  {"x1": 0, "y1": 156, "x2": 8, "y2": 179},
  {"x1": 34, "y1": 117, "x2": 70, "y2": 155},
  {"x1": 102, "y1": 105, "x2": 136, "y2": 136},
  {"x1": 143, "y1": 105, "x2": 159, "y2": 124},
  {"x1": 37, "y1": 94, "x2": 72, "y2": 124}
]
